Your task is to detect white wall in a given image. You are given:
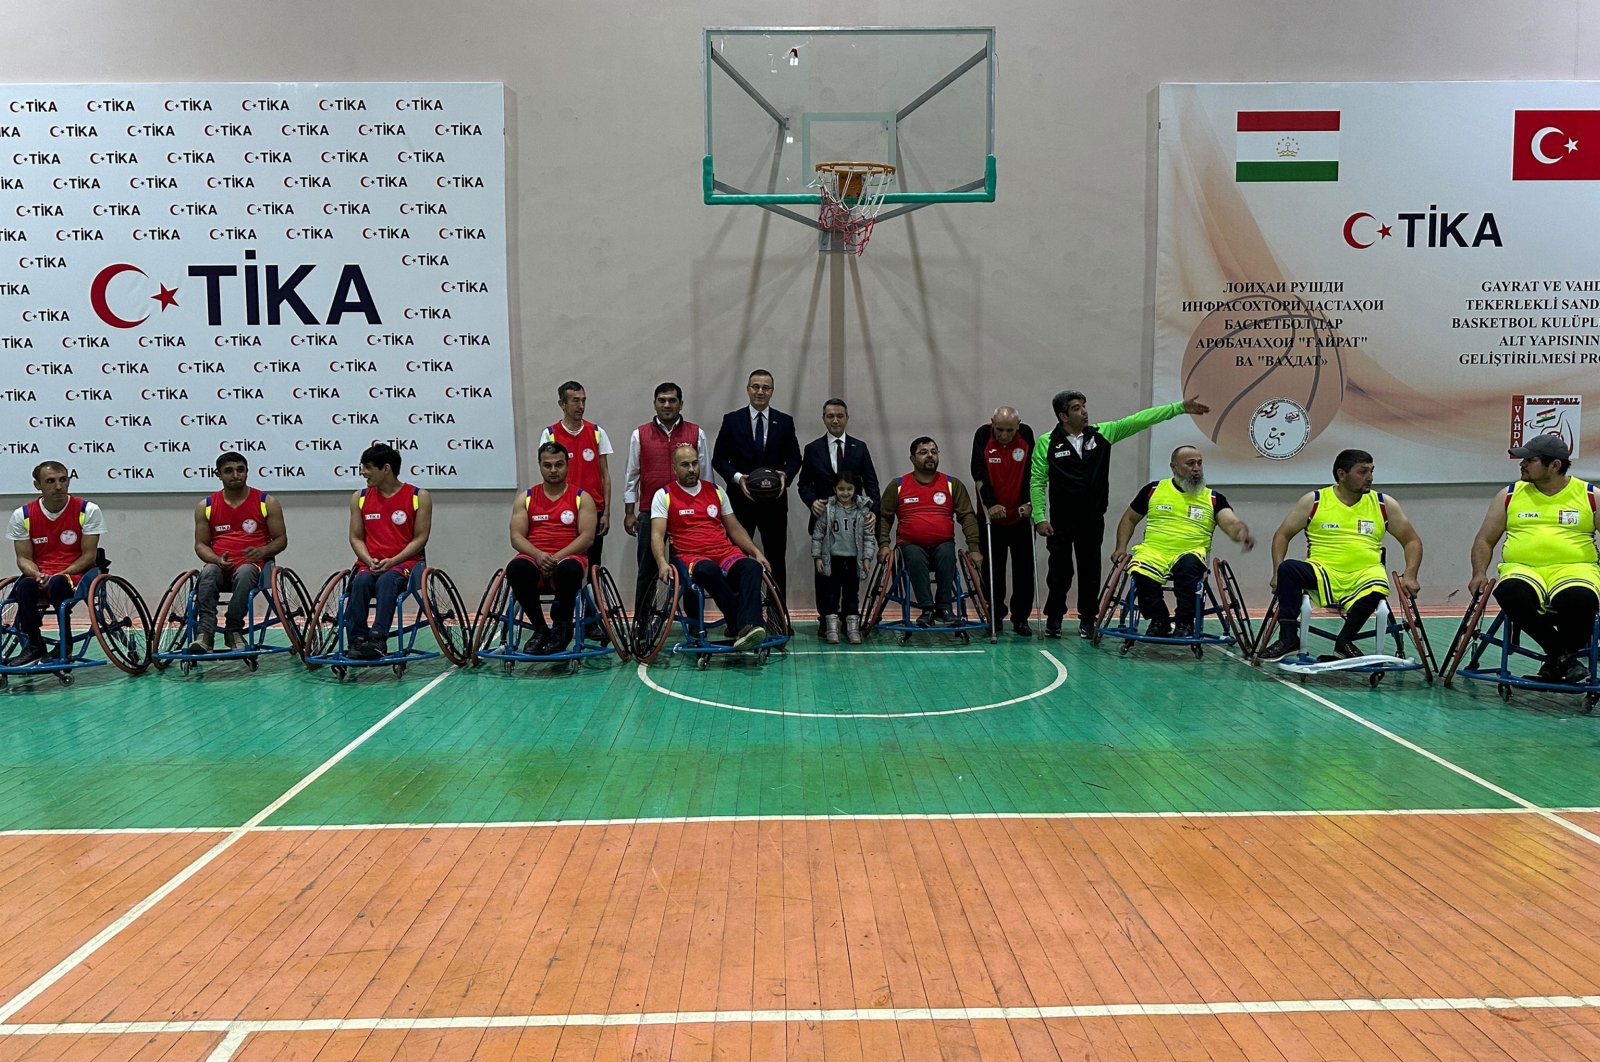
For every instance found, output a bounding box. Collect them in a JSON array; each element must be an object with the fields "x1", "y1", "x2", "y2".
[{"x1": 4, "y1": 0, "x2": 1596, "y2": 607}]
